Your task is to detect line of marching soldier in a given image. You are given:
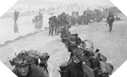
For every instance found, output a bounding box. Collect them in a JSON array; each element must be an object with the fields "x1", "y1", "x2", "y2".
[
  {"x1": 59, "y1": 30, "x2": 114, "y2": 77},
  {"x1": 9, "y1": 33, "x2": 114, "y2": 77},
  {"x1": 48, "y1": 9, "x2": 116, "y2": 36},
  {"x1": 48, "y1": 10, "x2": 105, "y2": 36}
]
